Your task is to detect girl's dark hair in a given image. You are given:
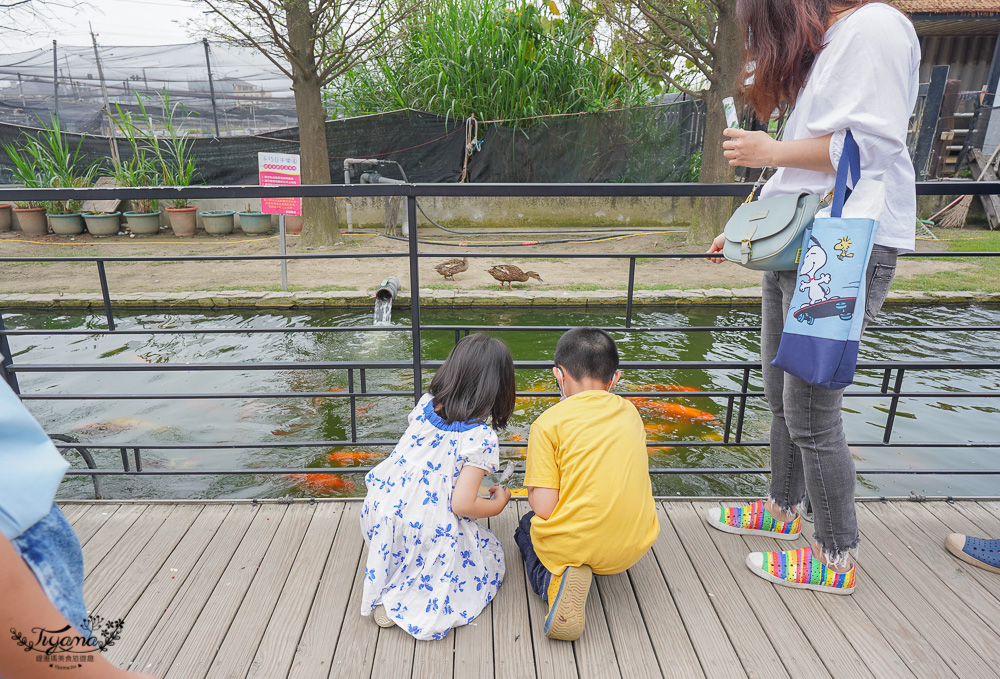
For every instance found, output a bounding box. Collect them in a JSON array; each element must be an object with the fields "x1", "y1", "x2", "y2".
[
  {"x1": 737, "y1": 0, "x2": 873, "y2": 121},
  {"x1": 428, "y1": 333, "x2": 516, "y2": 430}
]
